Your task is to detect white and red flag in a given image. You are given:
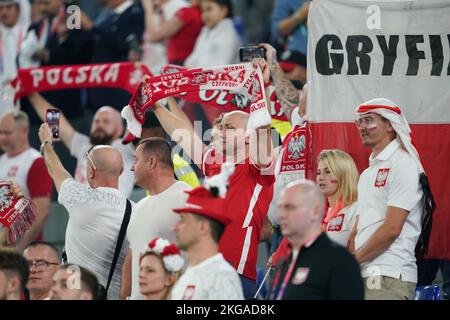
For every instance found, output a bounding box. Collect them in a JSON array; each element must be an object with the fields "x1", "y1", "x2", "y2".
[{"x1": 307, "y1": 0, "x2": 450, "y2": 259}]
